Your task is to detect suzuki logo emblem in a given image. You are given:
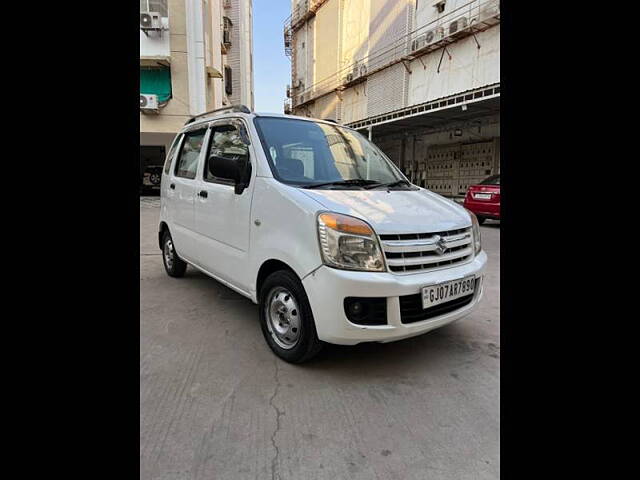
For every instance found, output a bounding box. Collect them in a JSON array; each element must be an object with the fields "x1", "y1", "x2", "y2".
[{"x1": 433, "y1": 235, "x2": 447, "y2": 255}]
